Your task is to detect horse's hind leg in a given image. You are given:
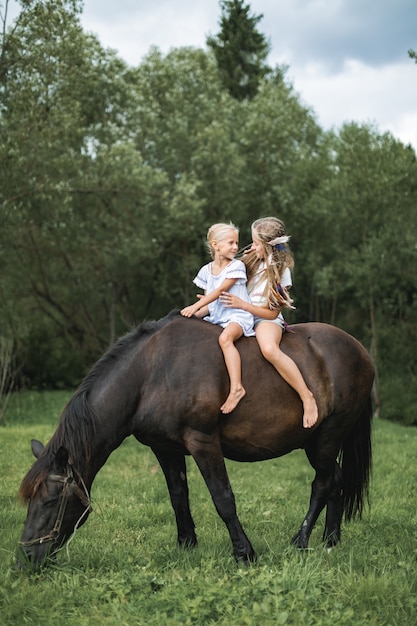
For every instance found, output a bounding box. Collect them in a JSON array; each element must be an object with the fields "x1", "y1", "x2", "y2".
[
  {"x1": 322, "y1": 462, "x2": 343, "y2": 548},
  {"x1": 291, "y1": 468, "x2": 330, "y2": 549},
  {"x1": 292, "y1": 447, "x2": 343, "y2": 550},
  {"x1": 151, "y1": 446, "x2": 197, "y2": 548}
]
